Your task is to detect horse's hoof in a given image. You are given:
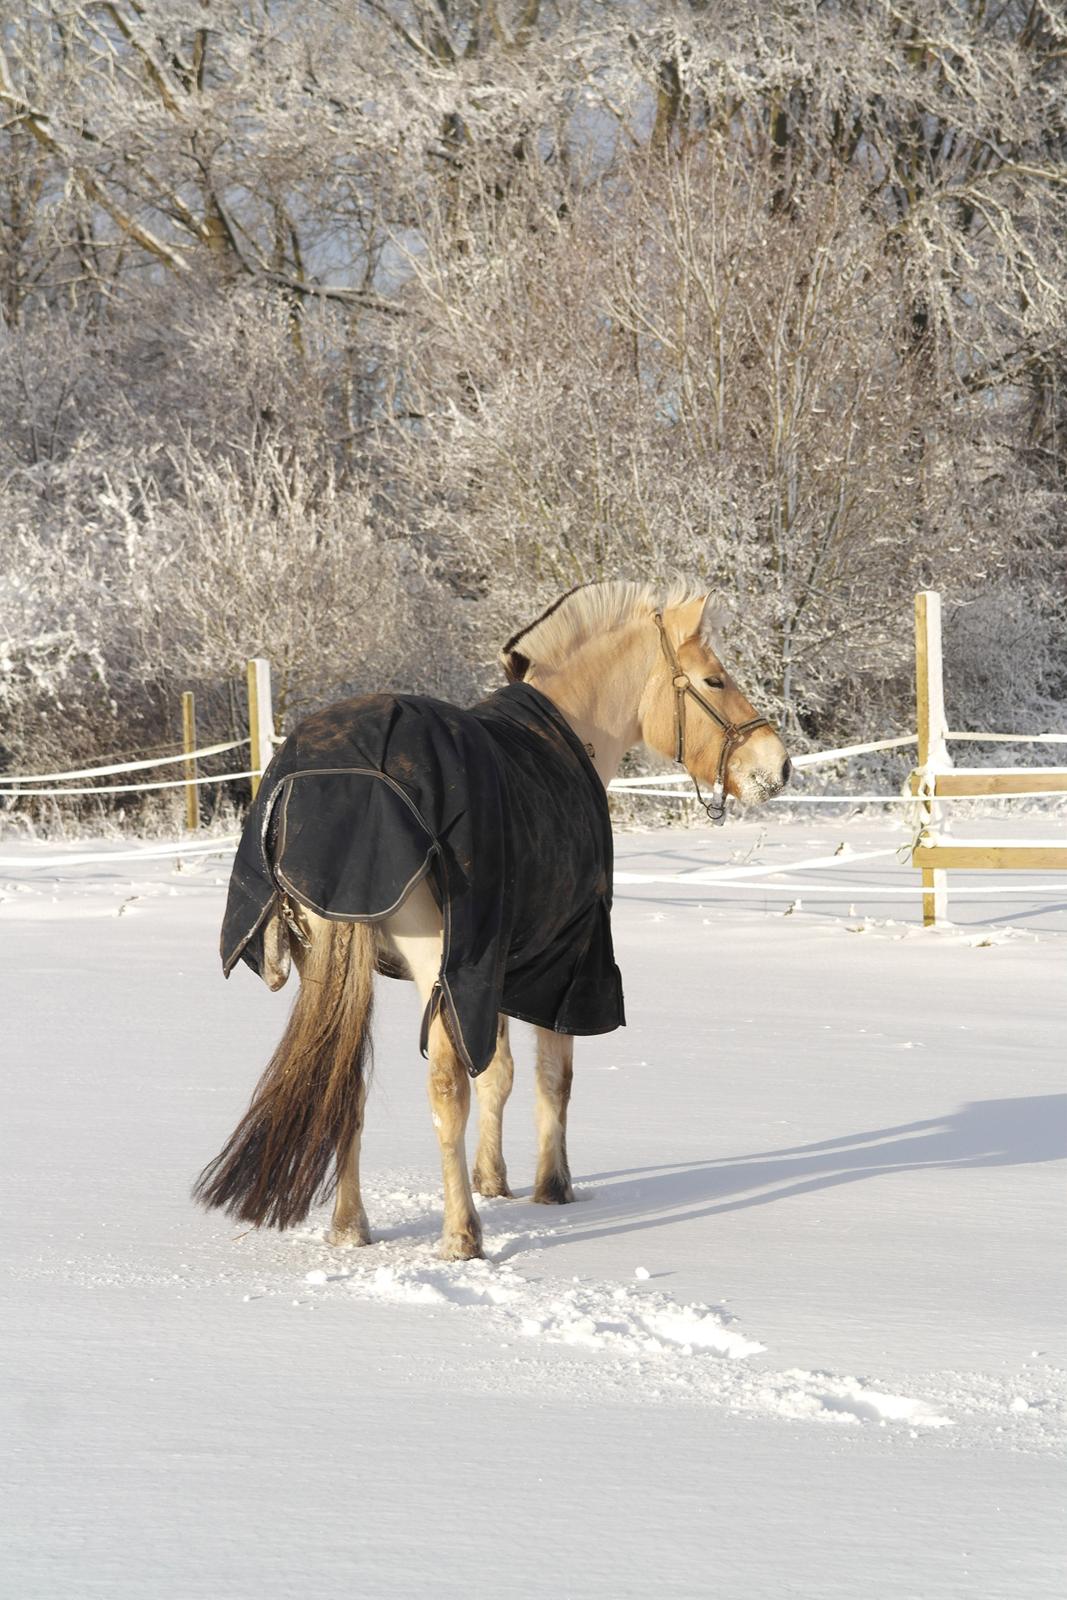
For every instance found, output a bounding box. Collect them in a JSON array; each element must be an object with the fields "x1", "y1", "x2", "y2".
[
  {"x1": 532, "y1": 1177, "x2": 574, "y2": 1205},
  {"x1": 472, "y1": 1171, "x2": 513, "y2": 1199},
  {"x1": 439, "y1": 1229, "x2": 484, "y2": 1261},
  {"x1": 327, "y1": 1225, "x2": 371, "y2": 1248}
]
